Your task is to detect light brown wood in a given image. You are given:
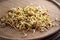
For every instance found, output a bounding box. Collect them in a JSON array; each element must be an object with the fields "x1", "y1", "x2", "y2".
[
  {"x1": 0, "y1": 0, "x2": 60, "y2": 40},
  {"x1": 52, "y1": 0, "x2": 60, "y2": 6},
  {"x1": 48, "y1": 0, "x2": 60, "y2": 8}
]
